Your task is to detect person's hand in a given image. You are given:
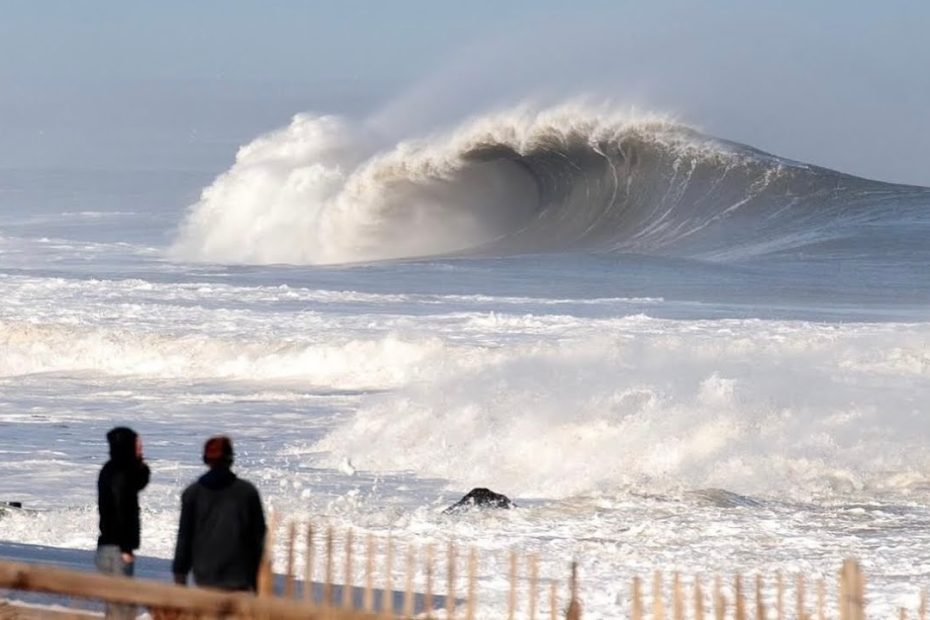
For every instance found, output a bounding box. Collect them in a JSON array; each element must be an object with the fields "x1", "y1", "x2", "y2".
[{"x1": 121, "y1": 552, "x2": 134, "y2": 564}]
